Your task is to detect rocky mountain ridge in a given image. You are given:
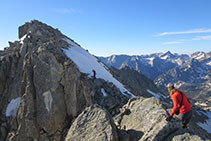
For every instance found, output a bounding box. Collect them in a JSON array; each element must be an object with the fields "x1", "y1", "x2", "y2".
[
  {"x1": 0, "y1": 20, "x2": 134, "y2": 140},
  {"x1": 0, "y1": 20, "x2": 210, "y2": 140},
  {"x1": 99, "y1": 51, "x2": 191, "y2": 80}
]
